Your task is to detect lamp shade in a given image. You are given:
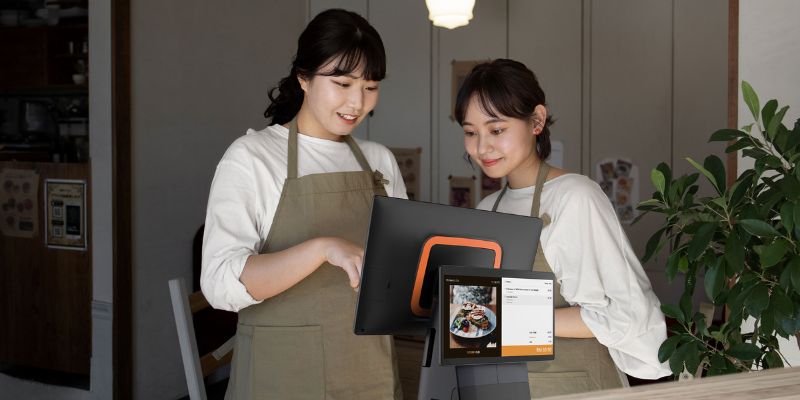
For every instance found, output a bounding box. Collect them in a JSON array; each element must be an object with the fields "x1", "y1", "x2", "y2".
[{"x1": 425, "y1": 0, "x2": 475, "y2": 29}]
